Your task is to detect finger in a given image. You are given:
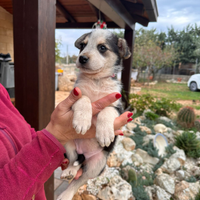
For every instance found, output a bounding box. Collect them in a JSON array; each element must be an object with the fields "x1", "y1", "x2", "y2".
[
  {"x1": 114, "y1": 111, "x2": 133, "y2": 131},
  {"x1": 114, "y1": 130, "x2": 124, "y2": 136},
  {"x1": 74, "y1": 168, "x2": 83, "y2": 180},
  {"x1": 60, "y1": 159, "x2": 69, "y2": 170},
  {"x1": 58, "y1": 87, "x2": 82, "y2": 112},
  {"x1": 92, "y1": 93, "x2": 122, "y2": 115}
]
